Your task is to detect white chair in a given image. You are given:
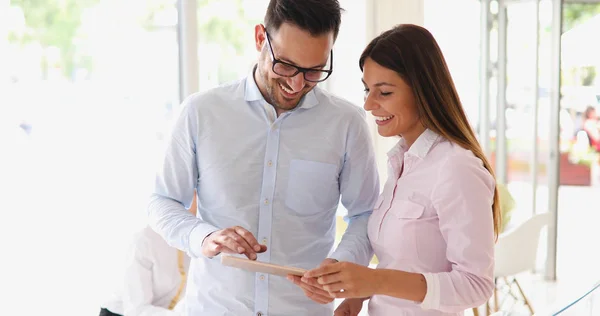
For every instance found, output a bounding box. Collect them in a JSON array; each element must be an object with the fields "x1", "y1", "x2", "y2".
[
  {"x1": 493, "y1": 212, "x2": 550, "y2": 314},
  {"x1": 473, "y1": 212, "x2": 550, "y2": 316}
]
